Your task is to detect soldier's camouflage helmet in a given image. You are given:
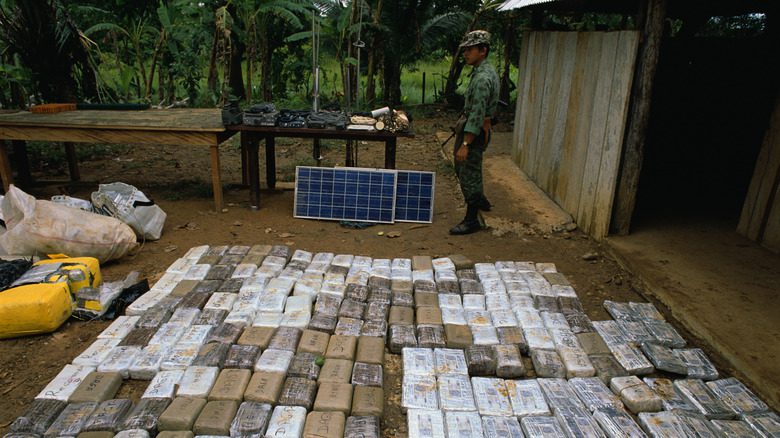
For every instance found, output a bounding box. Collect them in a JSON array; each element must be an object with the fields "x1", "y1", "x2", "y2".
[{"x1": 459, "y1": 30, "x2": 491, "y2": 48}]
